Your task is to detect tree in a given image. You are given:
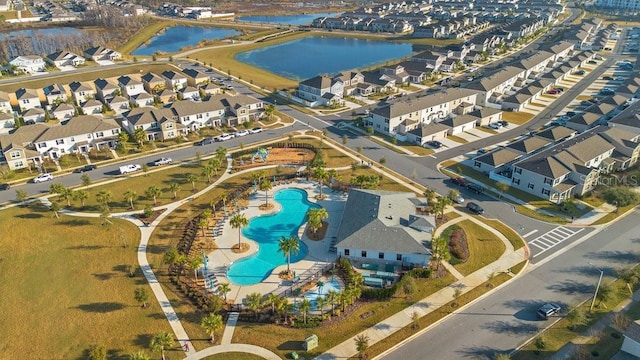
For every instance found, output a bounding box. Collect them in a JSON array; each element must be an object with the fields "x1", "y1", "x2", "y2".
[
  {"x1": 150, "y1": 332, "x2": 174, "y2": 360},
  {"x1": 313, "y1": 166, "x2": 329, "y2": 198},
  {"x1": 618, "y1": 267, "x2": 640, "y2": 294},
  {"x1": 50, "y1": 201, "x2": 61, "y2": 219},
  {"x1": 202, "y1": 165, "x2": 214, "y2": 183},
  {"x1": 198, "y1": 216, "x2": 208, "y2": 237},
  {"x1": 316, "y1": 296, "x2": 327, "y2": 315},
  {"x1": 145, "y1": 186, "x2": 162, "y2": 206},
  {"x1": 264, "y1": 103, "x2": 276, "y2": 120},
  {"x1": 245, "y1": 292, "x2": 264, "y2": 319},
  {"x1": 133, "y1": 128, "x2": 146, "y2": 147},
  {"x1": 215, "y1": 146, "x2": 227, "y2": 160},
  {"x1": 81, "y1": 174, "x2": 91, "y2": 188},
  {"x1": 447, "y1": 189, "x2": 460, "y2": 203},
  {"x1": 327, "y1": 290, "x2": 338, "y2": 315},
  {"x1": 208, "y1": 157, "x2": 221, "y2": 176},
  {"x1": 278, "y1": 235, "x2": 300, "y2": 274},
  {"x1": 423, "y1": 187, "x2": 436, "y2": 204},
  {"x1": 411, "y1": 310, "x2": 420, "y2": 329},
  {"x1": 186, "y1": 256, "x2": 203, "y2": 281},
  {"x1": 566, "y1": 305, "x2": 588, "y2": 330},
  {"x1": 117, "y1": 131, "x2": 130, "y2": 152},
  {"x1": 169, "y1": 183, "x2": 180, "y2": 199},
  {"x1": 16, "y1": 189, "x2": 27, "y2": 206},
  {"x1": 401, "y1": 275, "x2": 417, "y2": 297},
  {"x1": 306, "y1": 208, "x2": 328, "y2": 233},
  {"x1": 73, "y1": 189, "x2": 89, "y2": 208},
  {"x1": 50, "y1": 182, "x2": 65, "y2": 196},
  {"x1": 431, "y1": 234, "x2": 450, "y2": 271},
  {"x1": 299, "y1": 298, "x2": 312, "y2": 324},
  {"x1": 100, "y1": 207, "x2": 113, "y2": 226},
  {"x1": 436, "y1": 196, "x2": 451, "y2": 219},
  {"x1": 267, "y1": 293, "x2": 280, "y2": 314},
  {"x1": 603, "y1": 186, "x2": 640, "y2": 207},
  {"x1": 142, "y1": 164, "x2": 149, "y2": 176},
  {"x1": 163, "y1": 247, "x2": 180, "y2": 269},
  {"x1": 88, "y1": 344, "x2": 107, "y2": 360},
  {"x1": 354, "y1": 334, "x2": 370, "y2": 360},
  {"x1": 186, "y1": 173, "x2": 198, "y2": 191},
  {"x1": 134, "y1": 287, "x2": 149, "y2": 308},
  {"x1": 128, "y1": 351, "x2": 150, "y2": 360},
  {"x1": 379, "y1": 157, "x2": 387, "y2": 165},
  {"x1": 218, "y1": 282, "x2": 231, "y2": 303},
  {"x1": 496, "y1": 182, "x2": 509, "y2": 199},
  {"x1": 356, "y1": 146, "x2": 363, "y2": 154},
  {"x1": 60, "y1": 187, "x2": 74, "y2": 206},
  {"x1": 123, "y1": 189, "x2": 138, "y2": 210},
  {"x1": 201, "y1": 313, "x2": 224, "y2": 343},
  {"x1": 328, "y1": 169, "x2": 340, "y2": 189},
  {"x1": 96, "y1": 190, "x2": 113, "y2": 211},
  {"x1": 230, "y1": 212, "x2": 249, "y2": 249},
  {"x1": 258, "y1": 178, "x2": 272, "y2": 206},
  {"x1": 596, "y1": 282, "x2": 615, "y2": 308}
]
